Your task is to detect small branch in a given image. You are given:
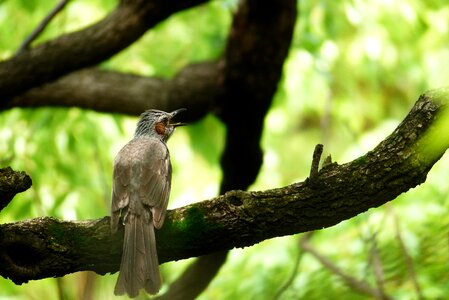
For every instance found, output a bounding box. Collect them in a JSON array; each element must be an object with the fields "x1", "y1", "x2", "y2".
[
  {"x1": 16, "y1": 0, "x2": 71, "y2": 55},
  {"x1": 0, "y1": 167, "x2": 32, "y2": 212},
  {"x1": 309, "y1": 144, "x2": 323, "y2": 183},
  {"x1": 273, "y1": 232, "x2": 313, "y2": 300},
  {"x1": 300, "y1": 237, "x2": 391, "y2": 300},
  {"x1": 365, "y1": 230, "x2": 389, "y2": 299},
  {"x1": 389, "y1": 205, "x2": 424, "y2": 300}
]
